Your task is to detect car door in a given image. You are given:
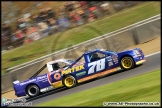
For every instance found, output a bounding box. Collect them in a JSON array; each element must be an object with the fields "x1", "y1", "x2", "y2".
[{"x1": 85, "y1": 52, "x2": 108, "y2": 77}]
